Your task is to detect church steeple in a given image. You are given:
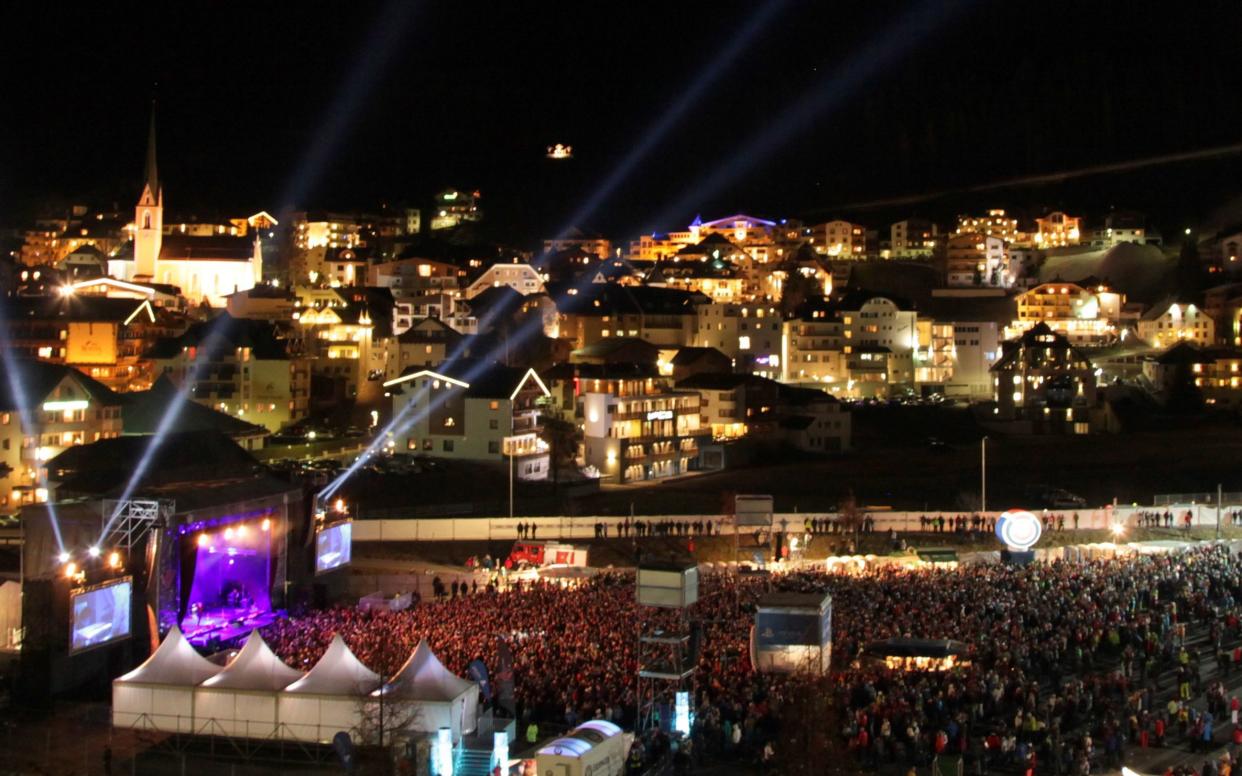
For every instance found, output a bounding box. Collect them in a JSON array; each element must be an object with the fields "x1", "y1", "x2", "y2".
[
  {"x1": 134, "y1": 100, "x2": 164, "y2": 280},
  {"x1": 143, "y1": 104, "x2": 159, "y2": 201}
]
